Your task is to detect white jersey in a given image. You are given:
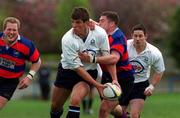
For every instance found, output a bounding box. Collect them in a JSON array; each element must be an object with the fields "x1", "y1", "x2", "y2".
[
  {"x1": 127, "y1": 39, "x2": 165, "y2": 83},
  {"x1": 61, "y1": 25, "x2": 110, "y2": 70}
]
